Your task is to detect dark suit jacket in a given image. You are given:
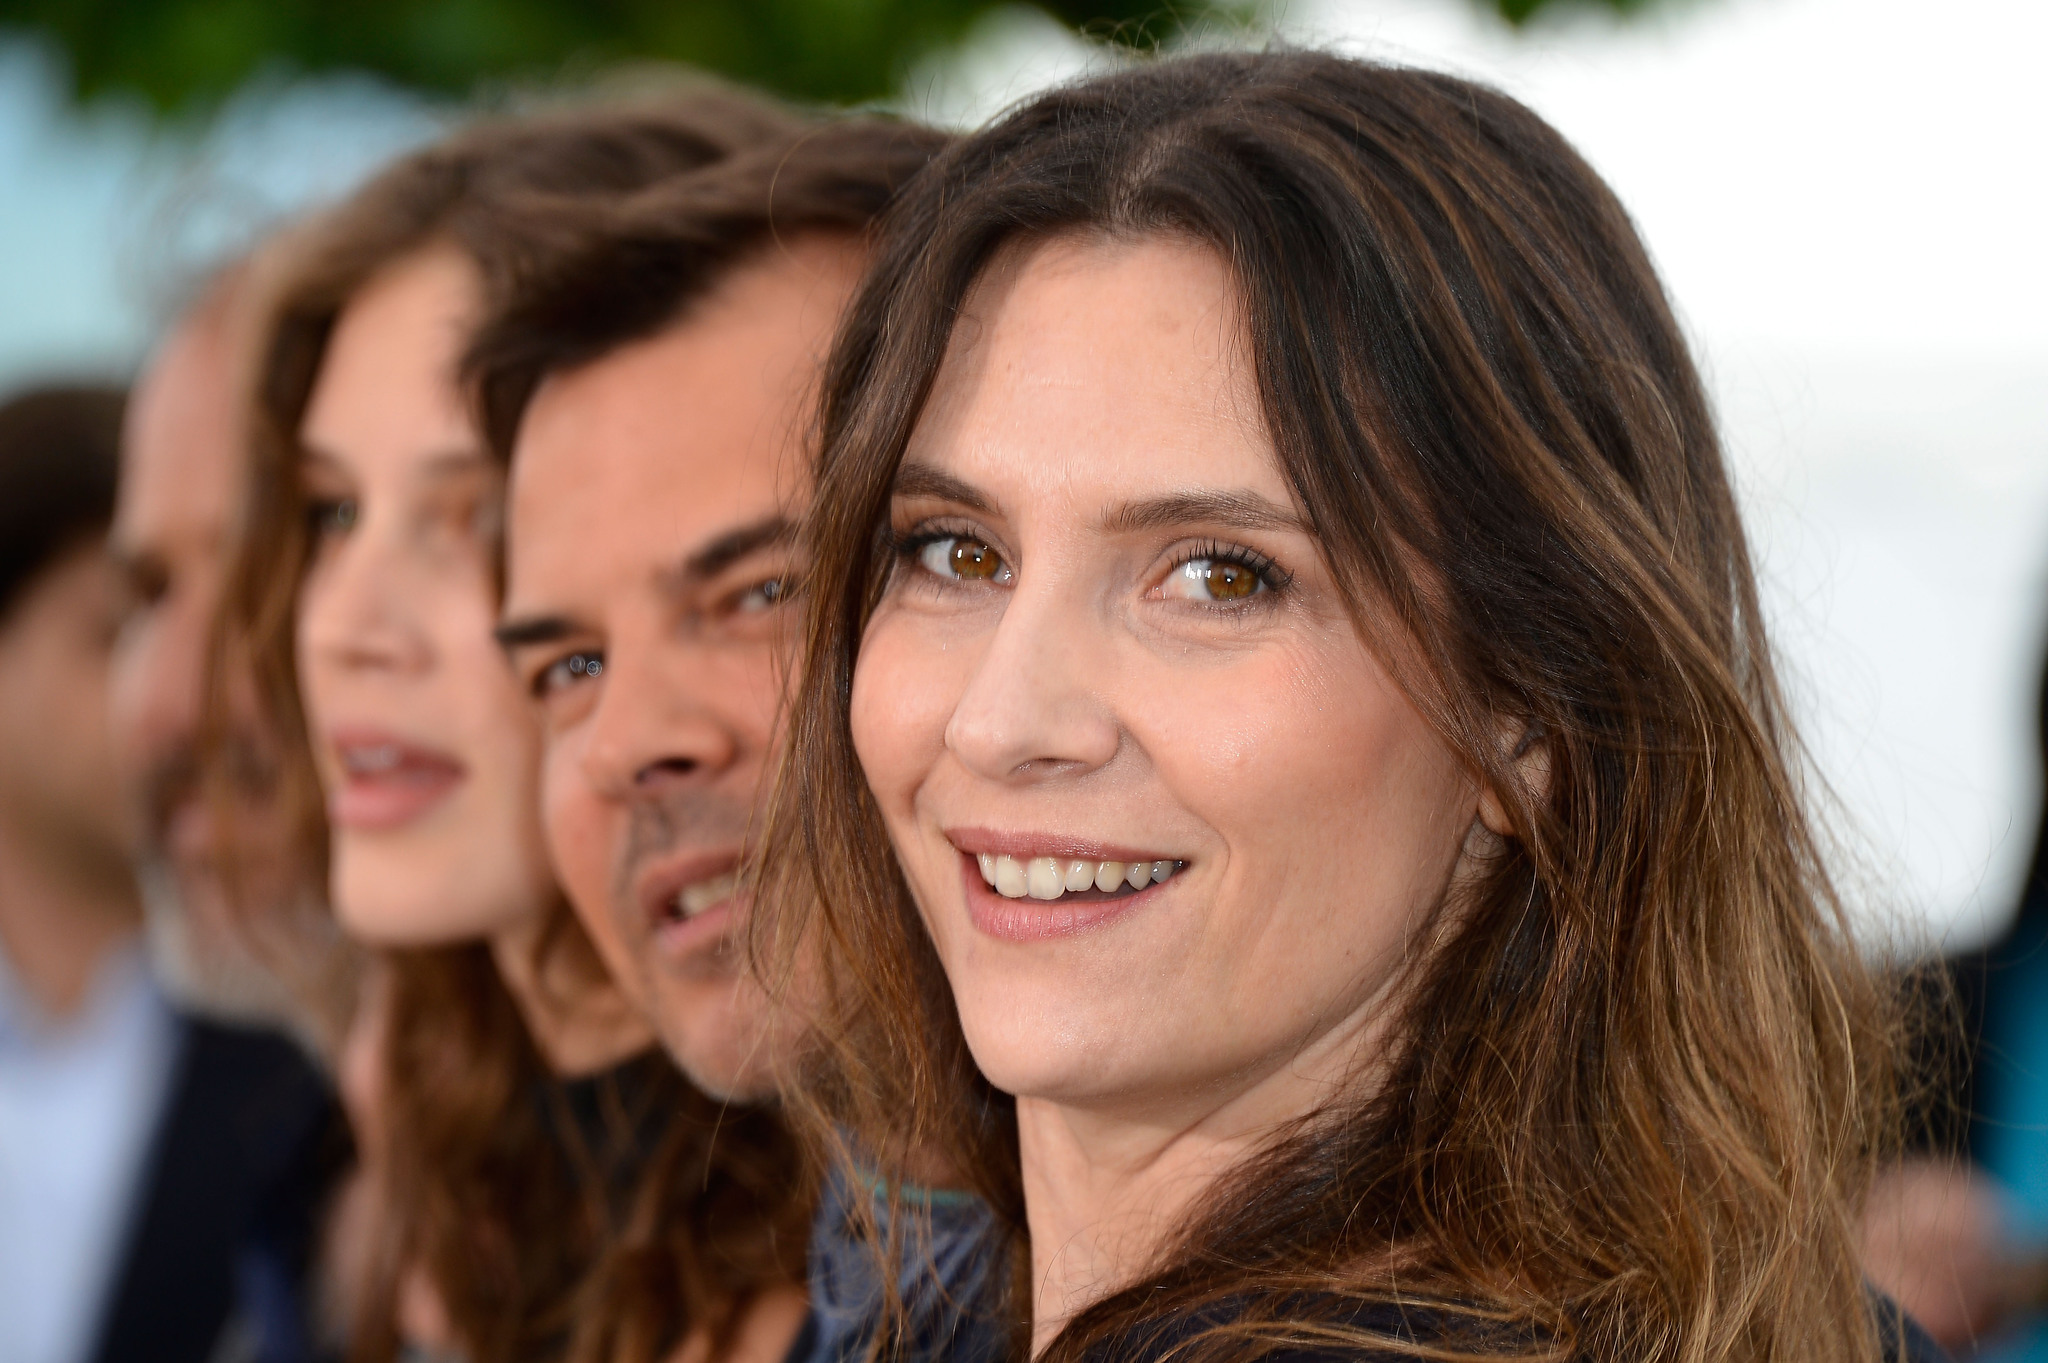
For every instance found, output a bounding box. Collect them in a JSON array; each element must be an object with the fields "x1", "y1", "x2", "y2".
[{"x1": 83, "y1": 1013, "x2": 344, "y2": 1363}]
